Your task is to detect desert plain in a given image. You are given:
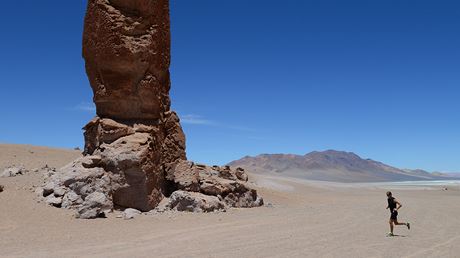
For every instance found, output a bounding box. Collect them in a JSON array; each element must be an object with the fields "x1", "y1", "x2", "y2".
[{"x1": 1, "y1": 144, "x2": 459, "y2": 258}]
